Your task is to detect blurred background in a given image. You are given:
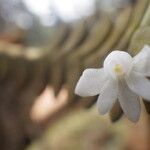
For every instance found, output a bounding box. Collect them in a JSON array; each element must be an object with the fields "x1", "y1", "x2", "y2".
[{"x1": 0, "y1": 0, "x2": 150, "y2": 150}]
